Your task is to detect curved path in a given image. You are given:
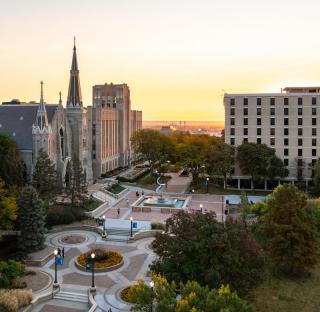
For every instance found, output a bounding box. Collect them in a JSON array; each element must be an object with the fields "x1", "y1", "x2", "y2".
[{"x1": 30, "y1": 230, "x2": 156, "y2": 312}]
